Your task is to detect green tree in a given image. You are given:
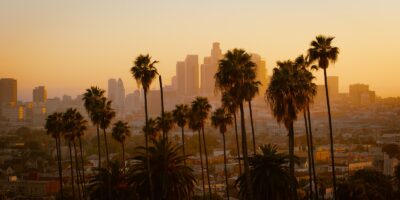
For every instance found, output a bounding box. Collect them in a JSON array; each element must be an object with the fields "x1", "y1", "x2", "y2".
[
  {"x1": 266, "y1": 60, "x2": 316, "y2": 199},
  {"x1": 112, "y1": 121, "x2": 131, "y2": 173},
  {"x1": 211, "y1": 108, "x2": 233, "y2": 199},
  {"x1": 308, "y1": 35, "x2": 340, "y2": 197},
  {"x1": 128, "y1": 139, "x2": 196, "y2": 200},
  {"x1": 172, "y1": 104, "x2": 190, "y2": 166},
  {"x1": 131, "y1": 54, "x2": 159, "y2": 200},
  {"x1": 45, "y1": 112, "x2": 65, "y2": 200},
  {"x1": 236, "y1": 144, "x2": 296, "y2": 200},
  {"x1": 215, "y1": 49, "x2": 257, "y2": 199}
]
